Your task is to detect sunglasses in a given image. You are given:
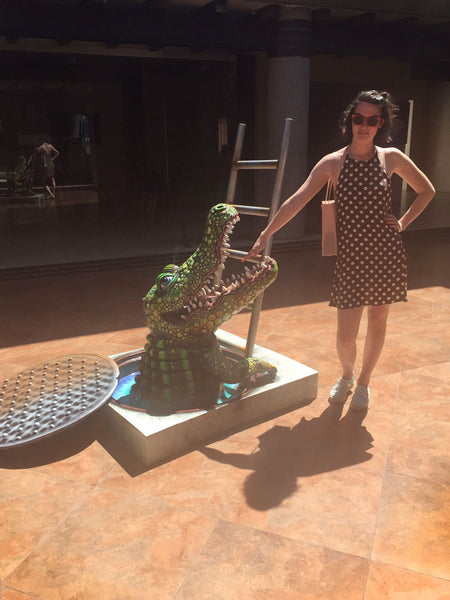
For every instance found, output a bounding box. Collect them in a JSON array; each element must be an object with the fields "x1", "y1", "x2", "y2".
[{"x1": 352, "y1": 113, "x2": 383, "y2": 127}]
